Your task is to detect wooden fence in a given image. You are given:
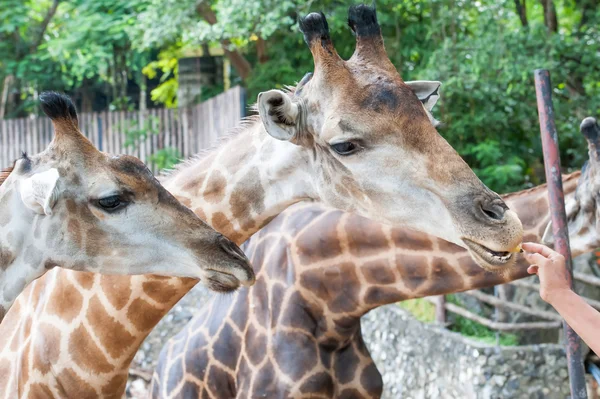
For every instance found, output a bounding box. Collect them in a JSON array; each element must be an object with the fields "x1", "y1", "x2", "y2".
[{"x1": 0, "y1": 86, "x2": 246, "y2": 172}]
